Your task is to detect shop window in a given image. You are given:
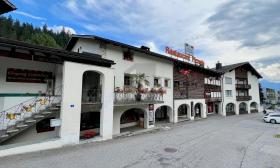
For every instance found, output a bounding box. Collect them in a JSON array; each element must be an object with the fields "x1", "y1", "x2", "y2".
[
  {"x1": 124, "y1": 75, "x2": 132, "y2": 86},
  {"x1": 123, "y1": 50, "x2": 133, "y2": 61},
  {"x1": 36, "y1": 117, "x2": 55, "y2": 133},
  {"x1": 225, "y1": 90, "x2": 232, "y2": 97}
]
